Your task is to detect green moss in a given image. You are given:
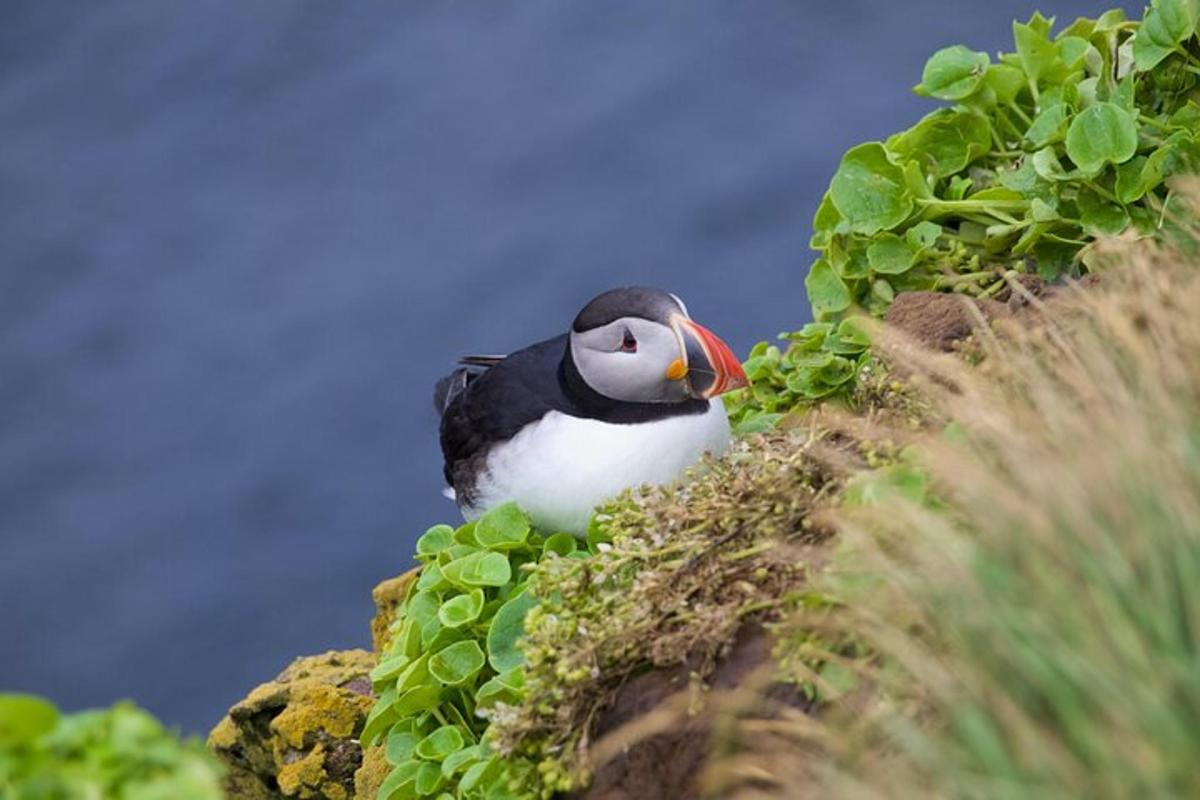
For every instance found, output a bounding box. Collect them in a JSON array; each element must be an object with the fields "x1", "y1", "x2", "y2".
[{"x1": 486, "y1": 427, "x2": 846, "y2": 790}]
